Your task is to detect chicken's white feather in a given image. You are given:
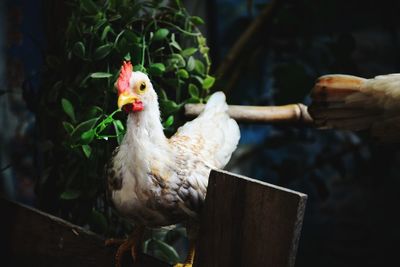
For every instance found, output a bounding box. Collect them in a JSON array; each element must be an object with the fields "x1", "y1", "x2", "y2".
[{"x1": 108, "y1": 71, "x2": 240, "y2": 227}]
